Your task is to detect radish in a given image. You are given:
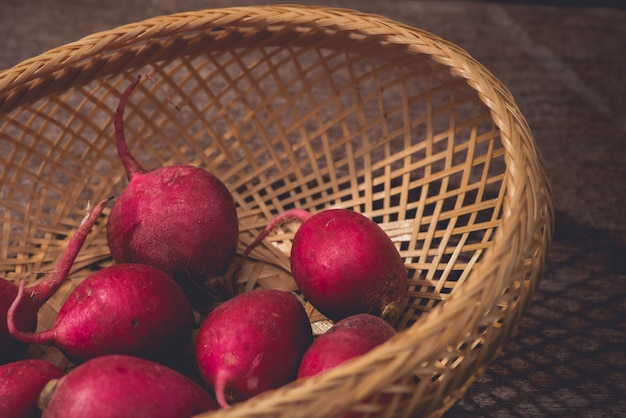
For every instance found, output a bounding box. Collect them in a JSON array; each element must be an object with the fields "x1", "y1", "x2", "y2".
[
  {"x1": 195, "y1": 289, "x2": 313, "y2": 407},
  {"x1": 297, "y1": 313, "x2": 397, "y2": 379},
  {"x1": 0, "y1": 359, "x2": 64, "y2": 418},
  {"x1": 106, "y1": 75, "x2": 239, "y2": 308},
  {"x1": 38, "y1": 354, "x2": 218, "y2": 417},
  {"x1": 242, "y1": 208, "x2": 407, "y2": 321},
  {"x1": 0, "y1": 198, "x2": 110, "y2": 364},
  {"x1": 7, "y1": 263, "x2": 194, "y2": 365},
  {"x1": 298, "y1": 314, "x2": 398, "y2": 418},
  {"x1": 0, "y1": 280, "x2": 37, "y2": 364}
]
